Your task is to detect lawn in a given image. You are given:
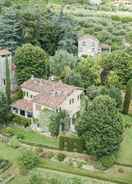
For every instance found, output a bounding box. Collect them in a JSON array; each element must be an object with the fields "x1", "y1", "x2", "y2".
[
  {"x1": 9, "y1": 127, "x2": 59, "y2": 149},
  {"x1": 0, "y1": 142, "x2": 21, "y2": 162},
  {"x1": 10, "y1": 168, "x2": 116, "y2": 184},
  {"x1": 117, "y1": 115, "x2": 132, "y2": 166}
]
